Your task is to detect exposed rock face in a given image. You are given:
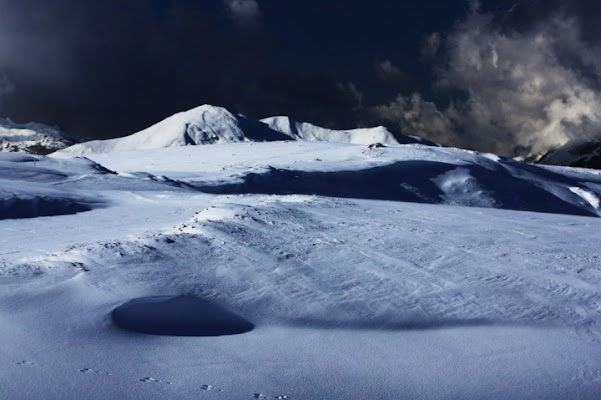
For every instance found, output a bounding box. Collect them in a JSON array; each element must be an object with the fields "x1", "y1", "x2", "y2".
[
  {"x1": 537, "y1": 138, "x2": 601, "y2": 170},
  {"x1": 0, "y1": 118, "x2": 78, "y2": 155}
]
